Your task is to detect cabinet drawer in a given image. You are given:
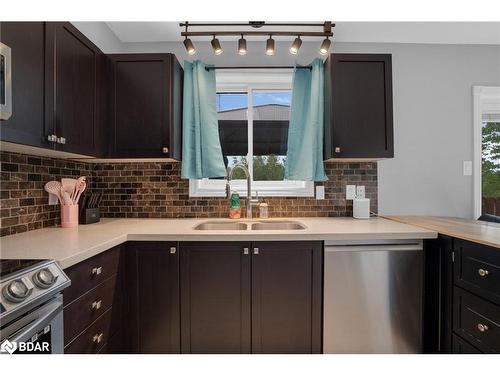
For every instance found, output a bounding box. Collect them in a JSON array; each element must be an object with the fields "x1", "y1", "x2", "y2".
[
  {"x1": 454, "y1": 239, "x2": 500, "y2": 305},
  {"x1": 64, "y1": 247, "x2": 120, "y2": 305},
  {"x1": 452, "y1": 334, "x2": 482, "y2": 353},
  {"x1": 453, "y1": 287, "x2": 500, "y2": 353},
  {"x1": 64, "y1": 274, "x2": 119, "y2": 343},
  {"x1": 64, "y1": 307, "x2": 118, "y2": 354}
]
